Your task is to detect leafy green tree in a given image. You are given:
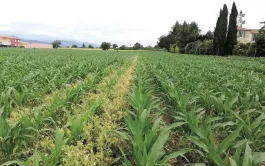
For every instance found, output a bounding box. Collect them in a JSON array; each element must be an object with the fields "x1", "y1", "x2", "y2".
[
  {"x1": 133, "y1": 42, "x2": 144, "y2": 50},
  {"x1": 198, "y1": 31, "x2": 214, "y2": 41},
  {"x1": 179, "y1": 21, "x2": 200, "y2": 49},
  {"x1": 82, "y1": 43, "x2": 86, "y2": 48},
  {"x1": 157, "y1": 35, "x2": 172, "y2": 50},
  {"x1": 88, "y1": 45, "x2": 94, "y2": 48},
  {"x1": 71, "y1": 45, "x2": 78, "y2": 48},
  {"x1": 260, "y1": 21, "x2": 265, "y2": 34},
  {"x1": 112, "y1": 44, "x2": 118, "y2": 49},
  {"x1": 145, "y1": 45, "x2": 153, "y2": 50},
  {"x1": 213, "y1": 9, "x2": 222, "y2": 55},
  {"x1": 171, "y1": 21, "x2": 200, "y2": 49},
  {"x1": 238, "y1": 10, "x2": 245, "y2": 27},
  {"x1": 100, "y1": 42, "x2": 111, "y2": 50},
  {"x1": 120, "y1": 45, "x2": 128, "y2": 50},
  {"x1": 226, "y1": 2, "x2": 238, "y2": 55},
  {"x1": 157, "y1": 21, "x2": 200, "y2": 51},
  {"x1": 52, "y1": 40, "x2": 61, "y2": 49}
]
